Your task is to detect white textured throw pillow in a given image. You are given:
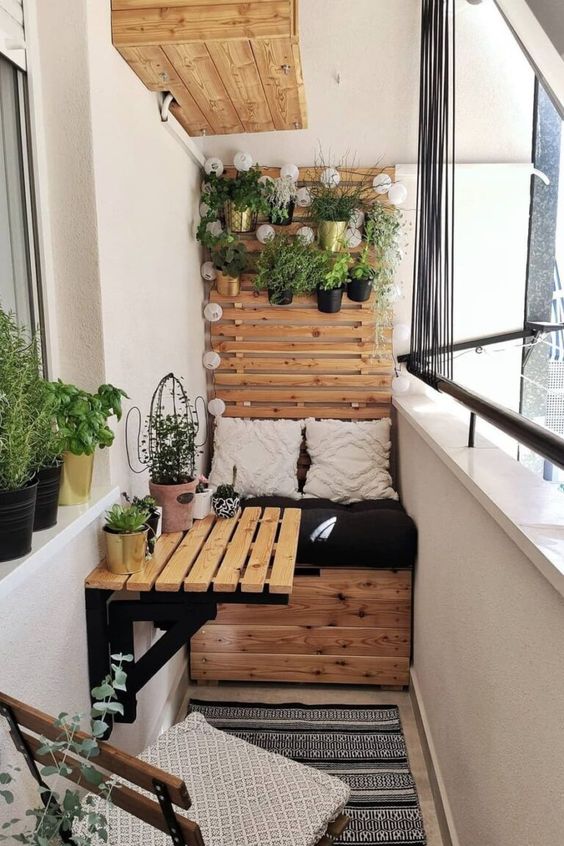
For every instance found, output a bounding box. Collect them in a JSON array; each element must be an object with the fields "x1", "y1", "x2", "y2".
[
  {"x1": 303, "y1": 418, "x2": 398, "y2": 503},
  {"x1": 209, "y1": 417, "x2": 303, "y2": 499}
]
